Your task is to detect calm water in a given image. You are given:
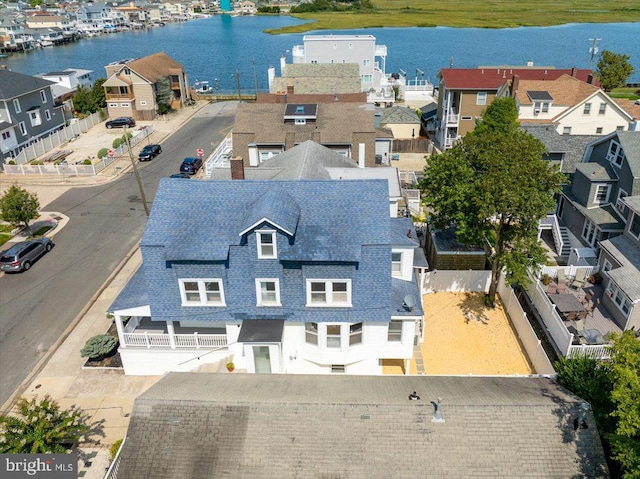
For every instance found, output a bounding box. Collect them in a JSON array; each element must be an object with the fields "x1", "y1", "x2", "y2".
[{"x1": 3, "y1": 16, "x2": 639, "y2": 93}]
